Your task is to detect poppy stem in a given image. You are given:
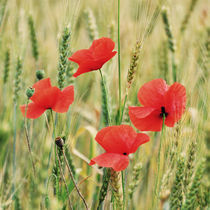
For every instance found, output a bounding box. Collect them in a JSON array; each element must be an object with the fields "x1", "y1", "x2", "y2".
[
  {"x1": 62, "y1": 149, "x2": 89, "y2": 210},
  {"x1": 24, "y1": 99, "x2": 36, "y2": 175},
  {"x1": 117, "y1": 0, "x2": 122, "y2": 124},
  {"x1": 119, "y1": 92, "x2": 128, "y2": 124},
  {"x1": 153, "y1": 115, "x2": 165, "y2": 208}
]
